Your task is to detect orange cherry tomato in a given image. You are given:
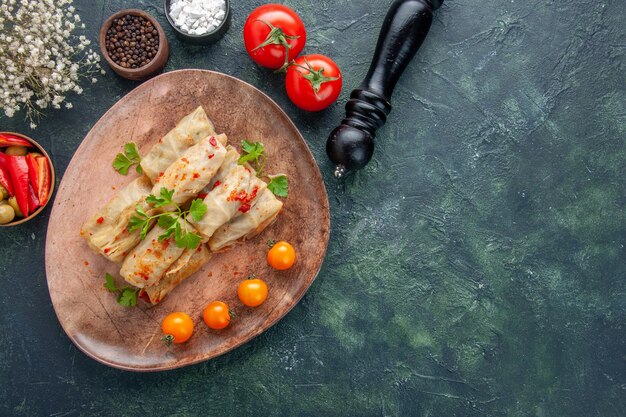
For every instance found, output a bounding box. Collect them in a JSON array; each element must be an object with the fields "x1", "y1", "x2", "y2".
[
  {"x1": 203, "y1": 301, "x2": 231, "y2": 330},
  {"x1": 238, "y1": 278, "x2": 268, "y2": 307},
  {"x1": 267, "y1": 241, "x2": 296, "y2": 270},
  {"x1": 161, "y1": 312, "x2": 194, "y2": 345}
]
